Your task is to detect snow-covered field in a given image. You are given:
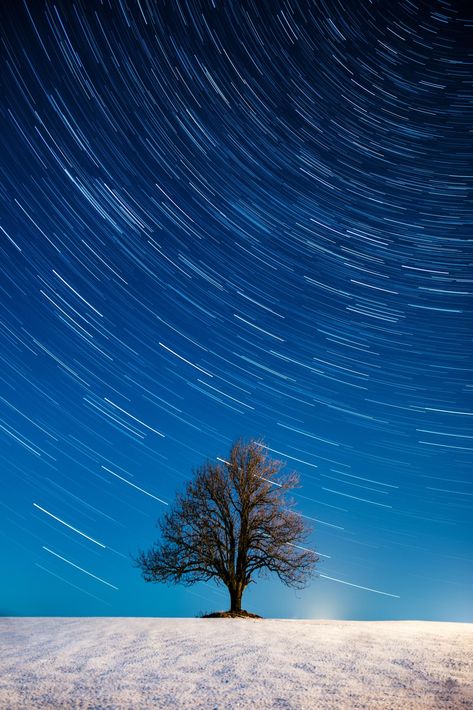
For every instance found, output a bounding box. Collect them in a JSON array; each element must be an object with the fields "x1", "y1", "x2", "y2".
[{"x1": 1, "y1": 618, "x2": 472, "y2": 709}]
